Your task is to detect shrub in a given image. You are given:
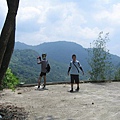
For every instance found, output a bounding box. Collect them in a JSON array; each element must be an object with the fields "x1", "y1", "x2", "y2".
[{"x1": 3, "y1": 68, "x2": 19, "y2": 91}]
